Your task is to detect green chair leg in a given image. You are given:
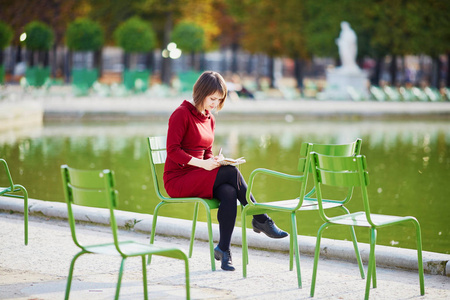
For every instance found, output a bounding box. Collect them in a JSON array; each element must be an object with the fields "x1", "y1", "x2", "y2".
[
  {"x1": 189, "y1": 202, "x2": 200, "y2": 258},
  {"x1": 115, "y1": 258, "x2": 126, "y2": 300},
  {"x1": 310, "y1": 222, "x2": 327, "y2": 297},
  {"x1": 364, "y1": 228, "x2": 377, "y2": 300},
  {"x1": 141, "y1": 256, "x2": 148, "y2": 300},
  {"x1": 17, "y1": 185, "x2": 29, "y2": 245},
  {"x1": 414, "y1": 220, "x2": 425, "y2": 295},
  {"x1": 242, "y1": 211, "x2": 249, "y2": 277},
  {"x1": 290, "y1": 212, "x2": 302, "y2": 288},
  {"x1": 182, "y1": 252, "x2": 191, "y2": 300},
  {"x1": 339, "y1": 205, "x2": 364, "y2": 278},
  {"x1": 148, "y1": 201, "x2": 164, "y2": 264},
  {"x1": 65, "y1": 251, "x2": 86, "y2": 300},
  {"x1": 204, "y1": 203, "x2": 216, "y2": 271},
  {"x1": 289, "y1": 218, "x2": 294, "y2": 271}
]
